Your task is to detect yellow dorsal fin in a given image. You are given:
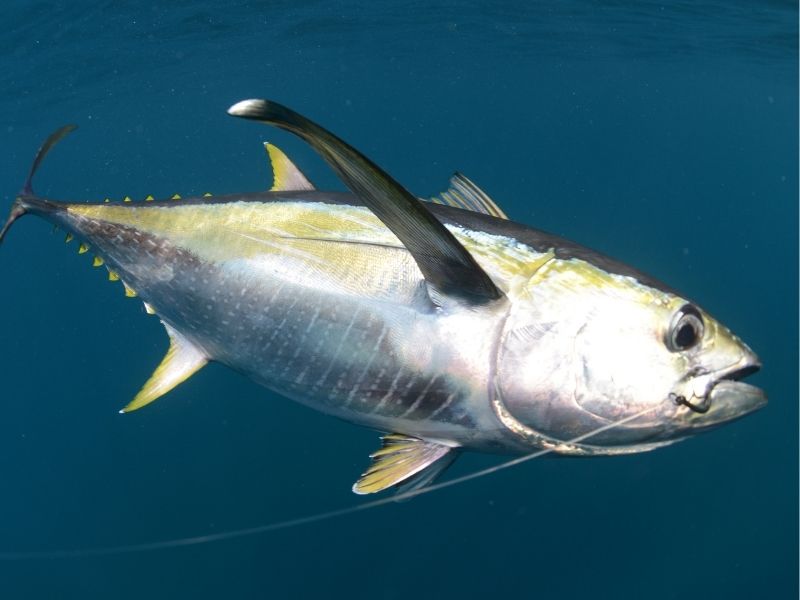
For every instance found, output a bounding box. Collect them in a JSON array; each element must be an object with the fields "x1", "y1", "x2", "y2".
[
  {"x1": 427, "y1": 173, "x2": 508, "y2": 219},
  {"x1": 264, "y1": 143, "x2": 315, "y2": 192},
  {"x1": 120, "y1": 322, "x2": 207, "y2": 413},
  {"x1": 352, "y1": 433, "x2": 457, "y2": 495}
]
